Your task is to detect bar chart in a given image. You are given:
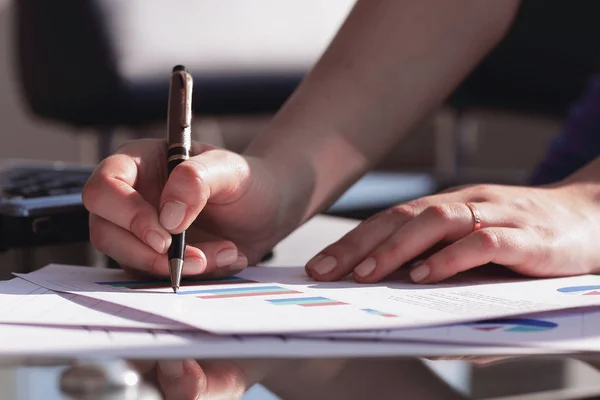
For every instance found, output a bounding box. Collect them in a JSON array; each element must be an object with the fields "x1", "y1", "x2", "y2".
[
  {"x1": 361, "y1": 308, "x2": 397, "y2": 318},
  {"x1": 267, "y1": 296, "x2": 347, "y2": 307},
  {"x1": 180, "y1": 285, "x2": 301, "y2": 299},
  {"x1": 96, "y1": 276, "x2": 257, "y2": 290}
]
